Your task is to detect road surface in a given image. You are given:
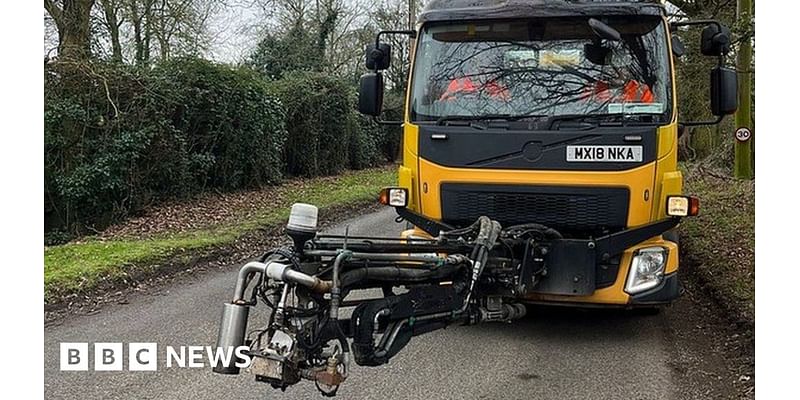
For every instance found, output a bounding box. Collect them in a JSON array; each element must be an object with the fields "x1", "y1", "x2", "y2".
[{"x1": 44, "y1": 207, "x2": 681, "y2": 400}]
